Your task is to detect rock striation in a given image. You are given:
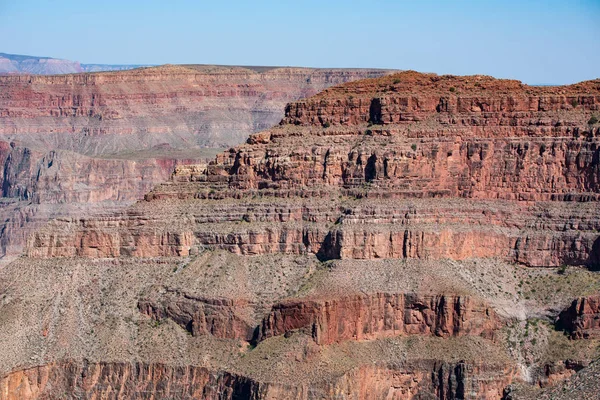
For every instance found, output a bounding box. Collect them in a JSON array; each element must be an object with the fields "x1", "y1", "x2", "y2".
[
  {"x1": 557, "y1": 295, "x2": 600, "y2": 339},
  {"x1": 0, "y1": 359, "x2": 515, "y2": 400},
  {"x1": 138, "y1": 289, "x2": 255, "y2": 340},
  {"x1": 0, "y1": 65, "x2": 394, "y2": 151},
  {"x1": 259, "y1": 293, "x2": 500, "y2": 345},
  {"x1": 3, "y1": 71, "x2": 600, "y2": 399},
  {"x1": 0, "y1": 65, "x2": 390, "y2": 259}
]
